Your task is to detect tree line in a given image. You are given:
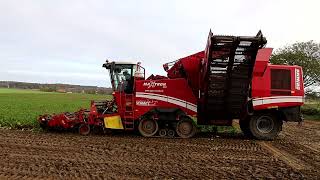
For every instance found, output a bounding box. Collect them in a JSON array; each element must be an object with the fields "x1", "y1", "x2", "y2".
[{"x1": 0, "y1": 81, "x2": 112, "y2": 94}]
